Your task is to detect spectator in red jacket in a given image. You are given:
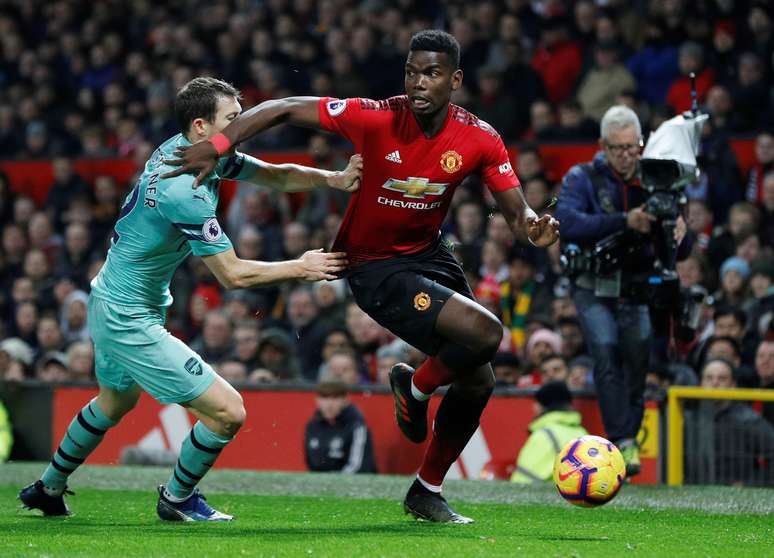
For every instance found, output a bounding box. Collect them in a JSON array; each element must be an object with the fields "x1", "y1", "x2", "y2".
[{"x1": 531, "y1": 16, "x2": 582, "y2": 105}]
